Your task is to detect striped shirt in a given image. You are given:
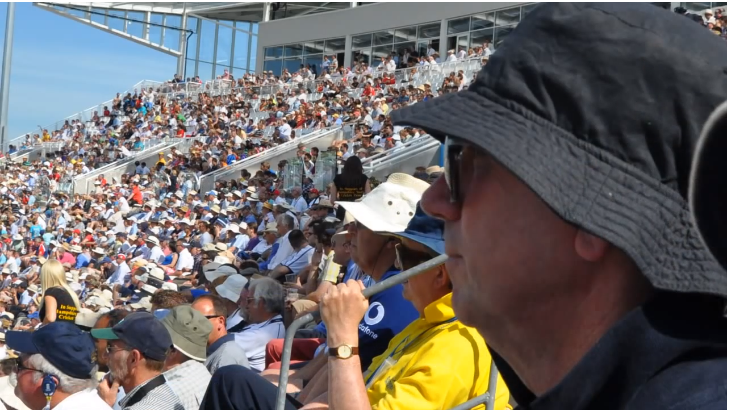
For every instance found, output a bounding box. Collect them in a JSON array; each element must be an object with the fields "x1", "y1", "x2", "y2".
[{"x1": 119, "y1": 375, "x2": 184, "y2": 410}]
